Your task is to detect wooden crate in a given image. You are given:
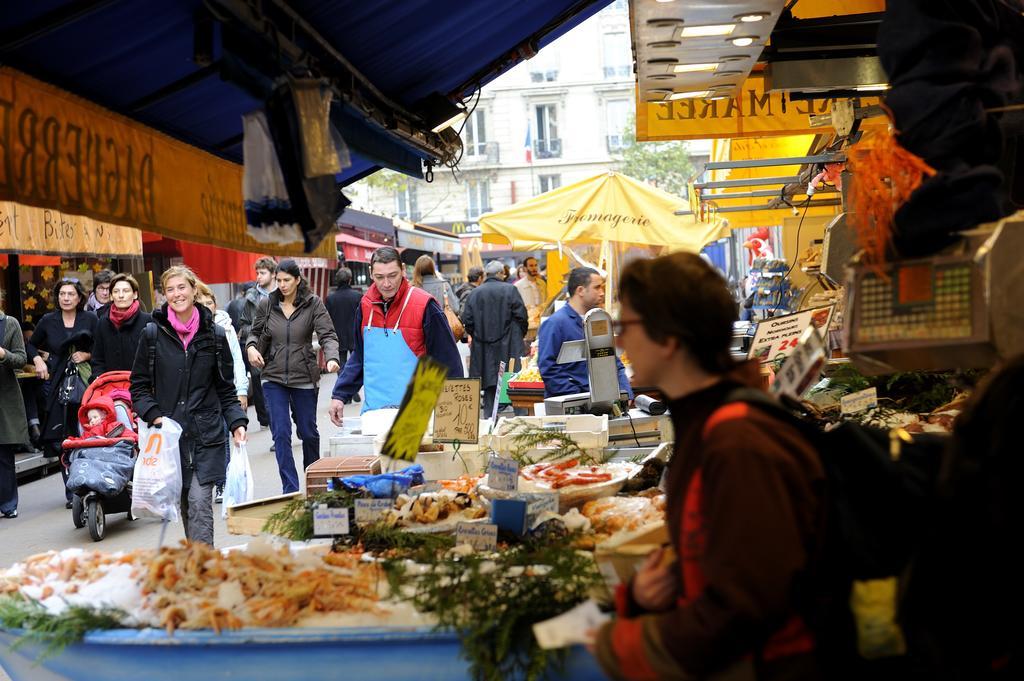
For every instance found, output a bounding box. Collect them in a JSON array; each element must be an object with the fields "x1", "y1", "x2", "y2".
[
  {"x1": 304, "y1": 455, "x2": 381, "y2": 497},
  {"x1": 226, "y1": 492, "x2": 303, "y2": 536}
]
